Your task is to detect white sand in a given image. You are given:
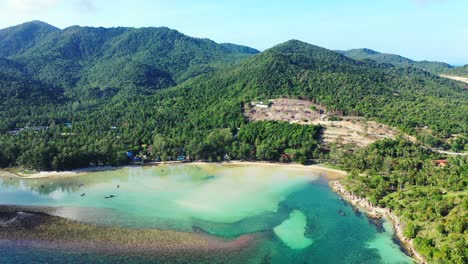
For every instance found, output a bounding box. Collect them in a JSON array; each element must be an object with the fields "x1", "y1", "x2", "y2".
[{"x1": 2, "y1": 161, "x2": 346, "y2": 180}]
